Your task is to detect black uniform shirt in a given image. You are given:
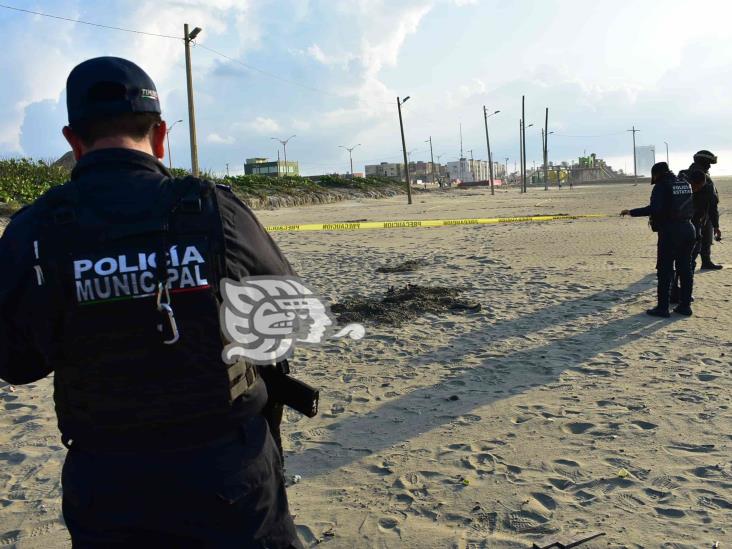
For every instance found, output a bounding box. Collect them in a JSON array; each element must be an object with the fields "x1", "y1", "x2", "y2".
[
  {"x1": 629, "y1": 171, "x2": 692, "y2": 228},
  {"x1": 0, "y1": 148, "x2": 294, "y2": 385},
  {"x1": 684, "y1": 162, "x2": 720, "y2": 230}
]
